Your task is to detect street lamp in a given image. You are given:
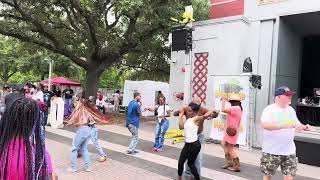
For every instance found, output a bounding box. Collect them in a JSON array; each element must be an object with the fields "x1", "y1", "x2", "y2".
[{"x1": 45, "y1": 57, "x2": 53, "y2": 91}]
